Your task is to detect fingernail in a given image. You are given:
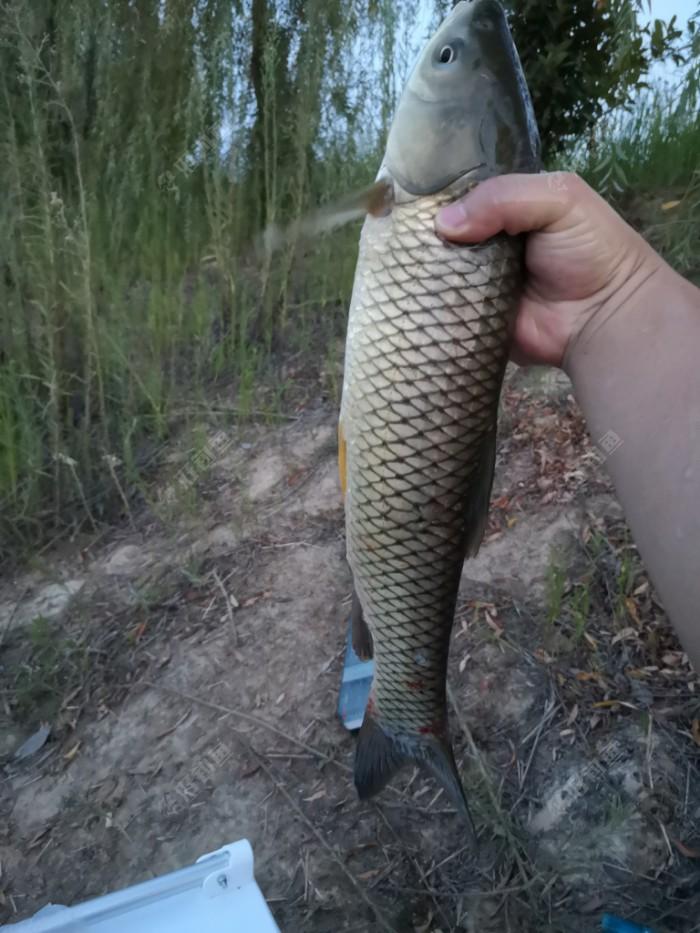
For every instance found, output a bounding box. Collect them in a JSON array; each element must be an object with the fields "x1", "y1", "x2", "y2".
[{"x1": 436, "y1": 198, "x2": 469, "y2": 233}]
